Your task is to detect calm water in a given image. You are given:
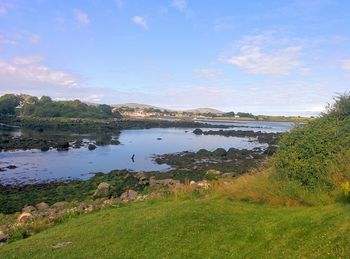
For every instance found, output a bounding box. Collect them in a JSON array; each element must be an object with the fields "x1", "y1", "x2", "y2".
[{"x1": 0, "y1": 121, "x2": 294, "y2": 185}]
